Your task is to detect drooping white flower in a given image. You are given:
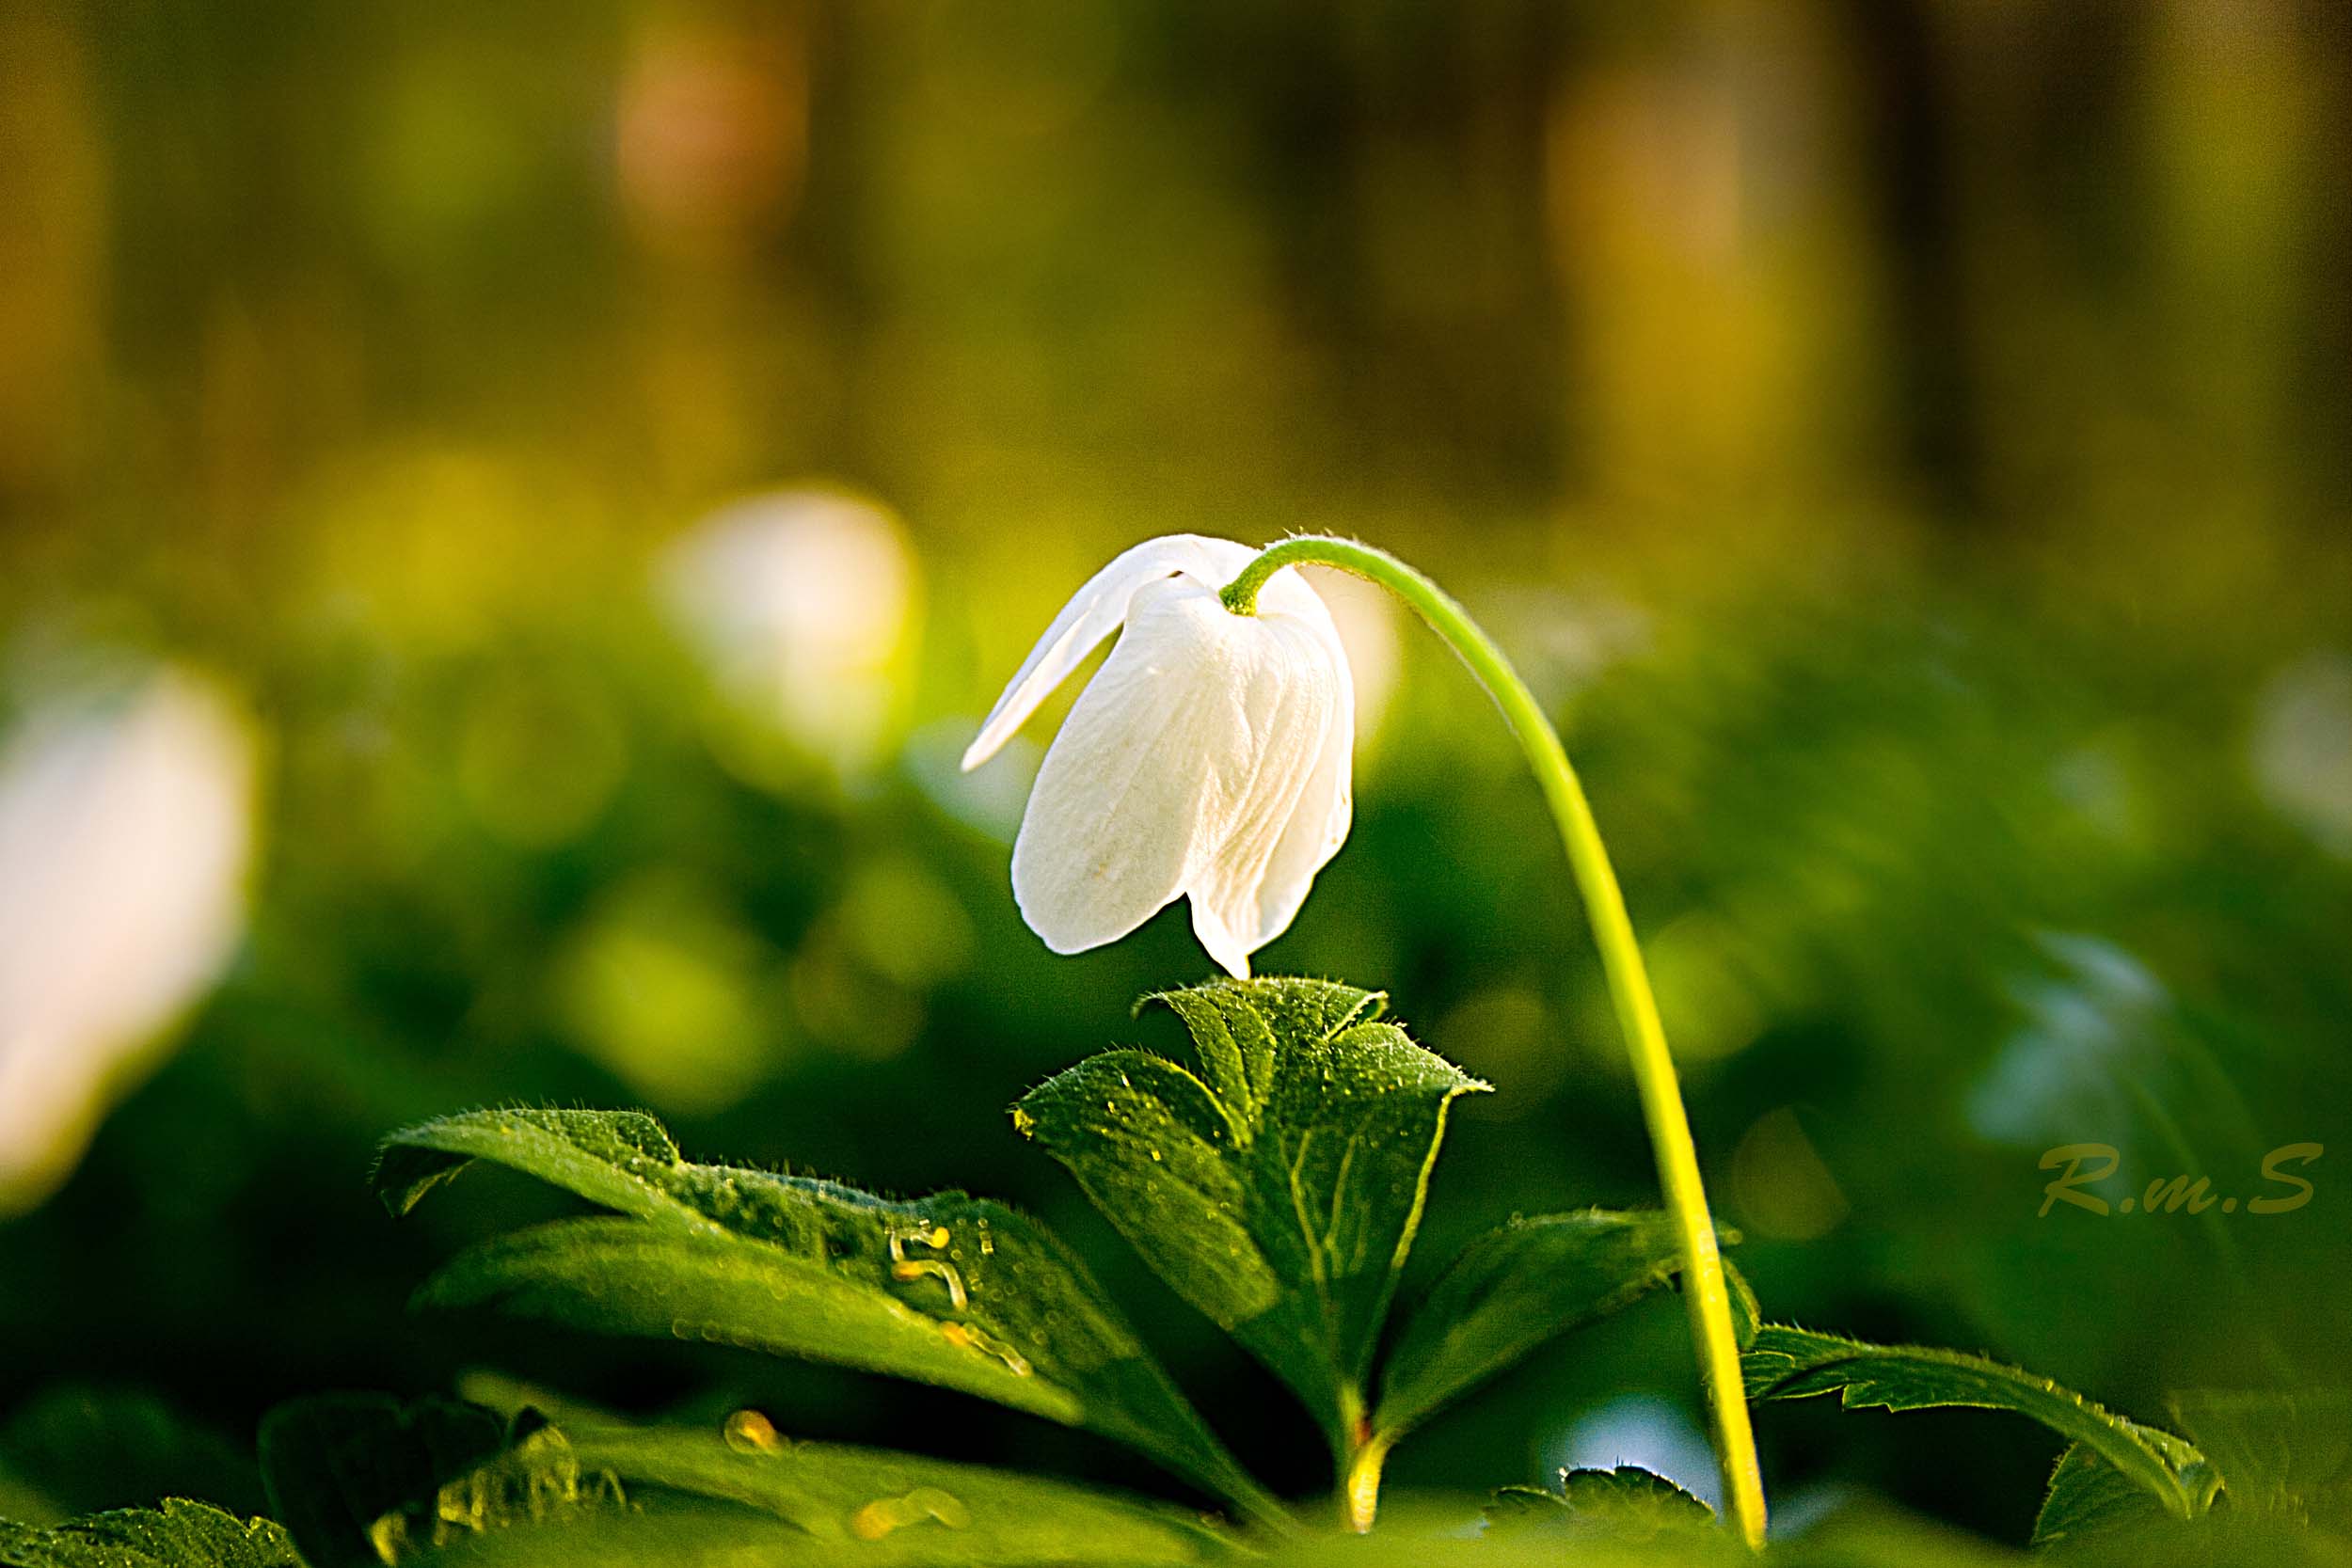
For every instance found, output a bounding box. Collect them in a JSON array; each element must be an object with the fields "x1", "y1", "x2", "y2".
[
  {"x1": 961, "y1": 535, "x2": 1353, "y2": 978},
  {"x1": 0, "y1": 673, "x2": 256, "y2": 1212}
]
